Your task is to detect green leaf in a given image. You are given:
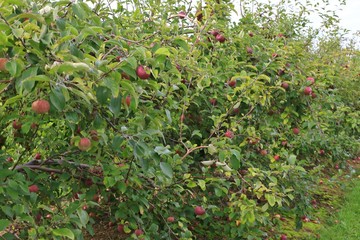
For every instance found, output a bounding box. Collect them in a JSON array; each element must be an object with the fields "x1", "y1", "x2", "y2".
[
  {"x1": 103, "y1": 77, "x2": 120, "y2": 97},
  {"x1": 155, "y1": 47, "x2": 171, "y2": 56},
  {"x1": 288, "y1": 154, "x2": 297, "y2": 165},
  {"x1": 265, "y1": 194, "x2": 276, "y2": 207},
  {"x1": 160, "y1": 162, "x2": 173, "y2": 178},
  {"x1": 154, "y1": 146, "x2": 171, "y2": 155},
  {"x1": 50, "y1": 87, "x2": 66, "y2": 111},
  {"x1": 197, "y1": 180, "x2": 206, "y2": 191},
  {"x1": 77, "y1": 209, "x2": 89, "y2": 227},
  {"x1": 109, "y1": 95, "x2": 122, "y2": 117},
  {"x1": 0, "y1": 219, "x2": 10, "y2": 231},
  {"x1": 52, "y1": 228, "x2": 75, "y2": 240},
  {"x1": 72, "y1": 3, "x2": 88, "y2": 20}
]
